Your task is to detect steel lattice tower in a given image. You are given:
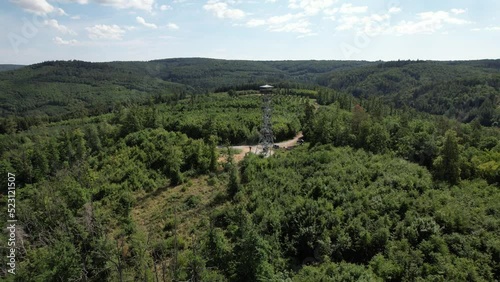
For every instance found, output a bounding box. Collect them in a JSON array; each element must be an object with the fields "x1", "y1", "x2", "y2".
[{"x1": 258, "y1": 85, "x2": 274, "y2": 156}]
